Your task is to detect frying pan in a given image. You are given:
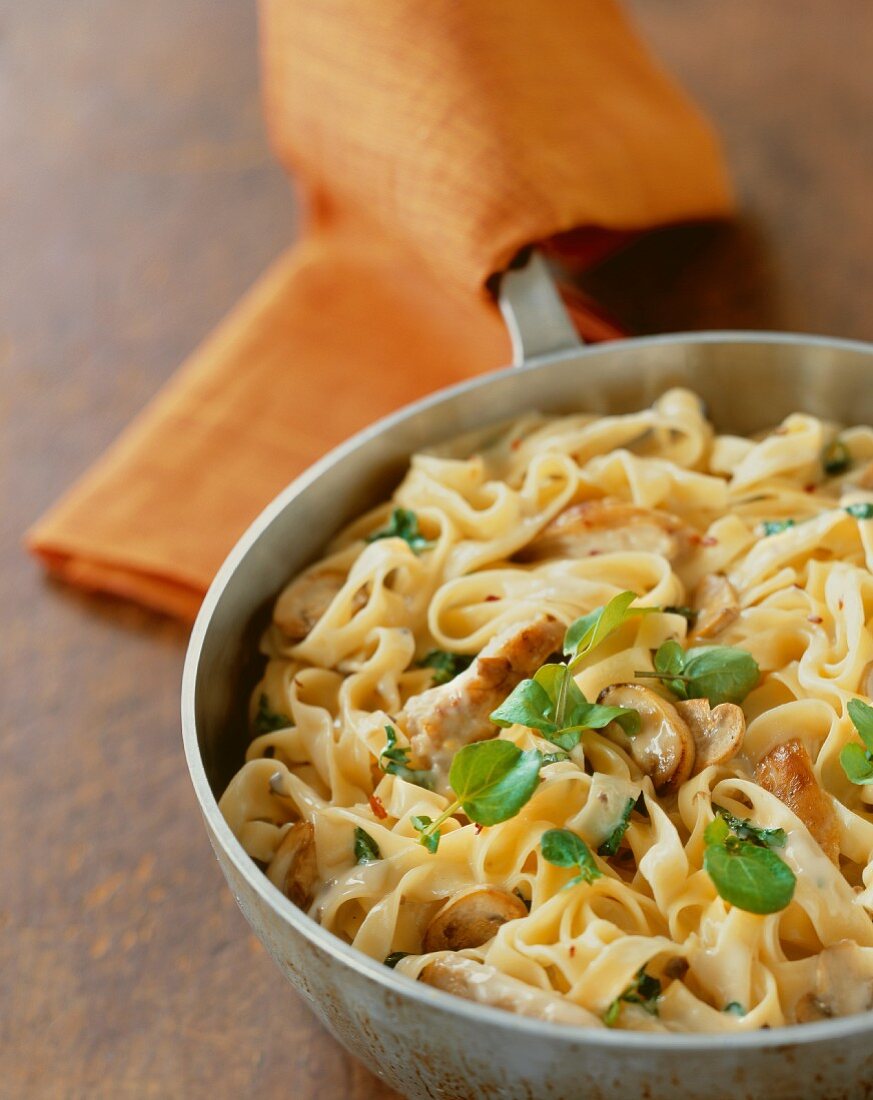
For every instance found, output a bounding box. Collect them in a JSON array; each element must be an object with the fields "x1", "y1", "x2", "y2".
[{"x1": 182, "y1": 253, "x2": 873, "y2": 1100}]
